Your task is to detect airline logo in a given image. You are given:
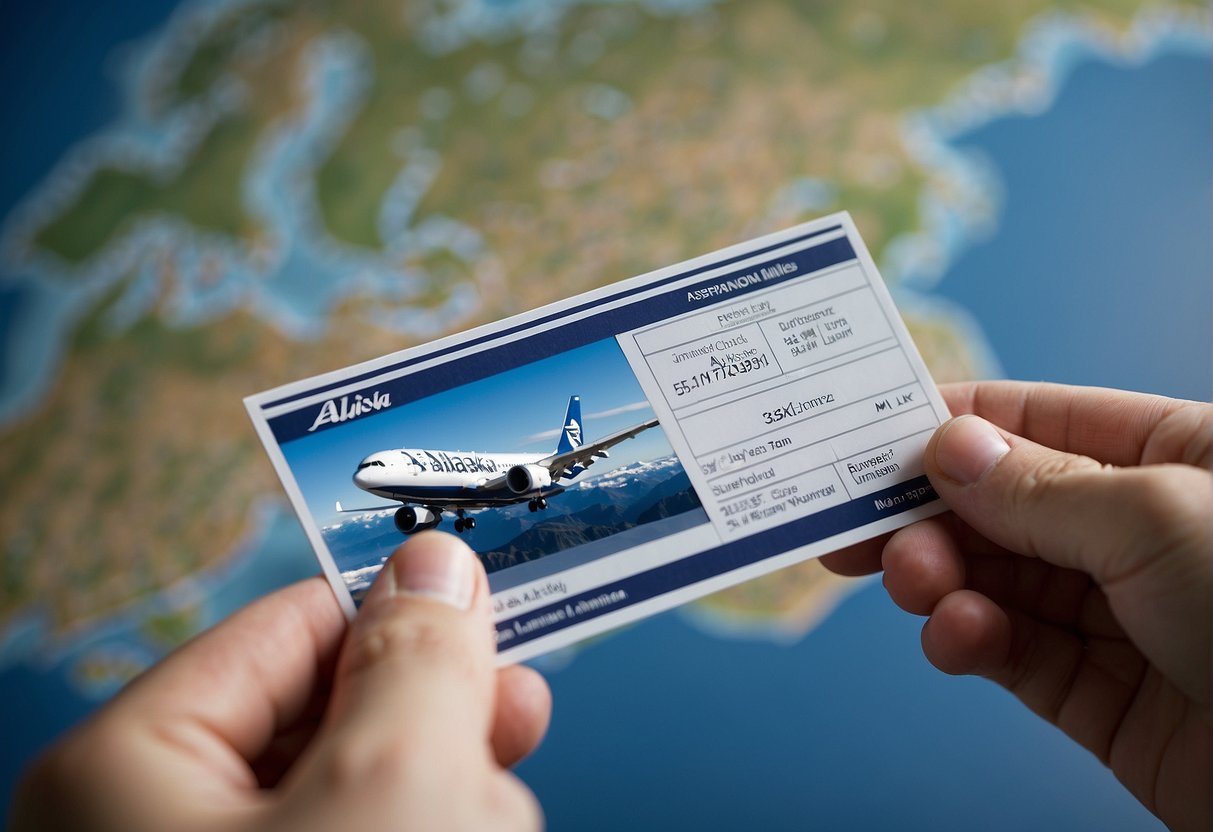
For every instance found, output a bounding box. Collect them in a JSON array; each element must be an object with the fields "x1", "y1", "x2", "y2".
[
  {"x1": 401, "y1": 450, "x2": 502, "y2": 474},
  {"x1": 563, "y1": 418, "x2": 582, "y2": 447},
  {"x1": 309, "y1": 390, "x2": 391, "y2": 432}
]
